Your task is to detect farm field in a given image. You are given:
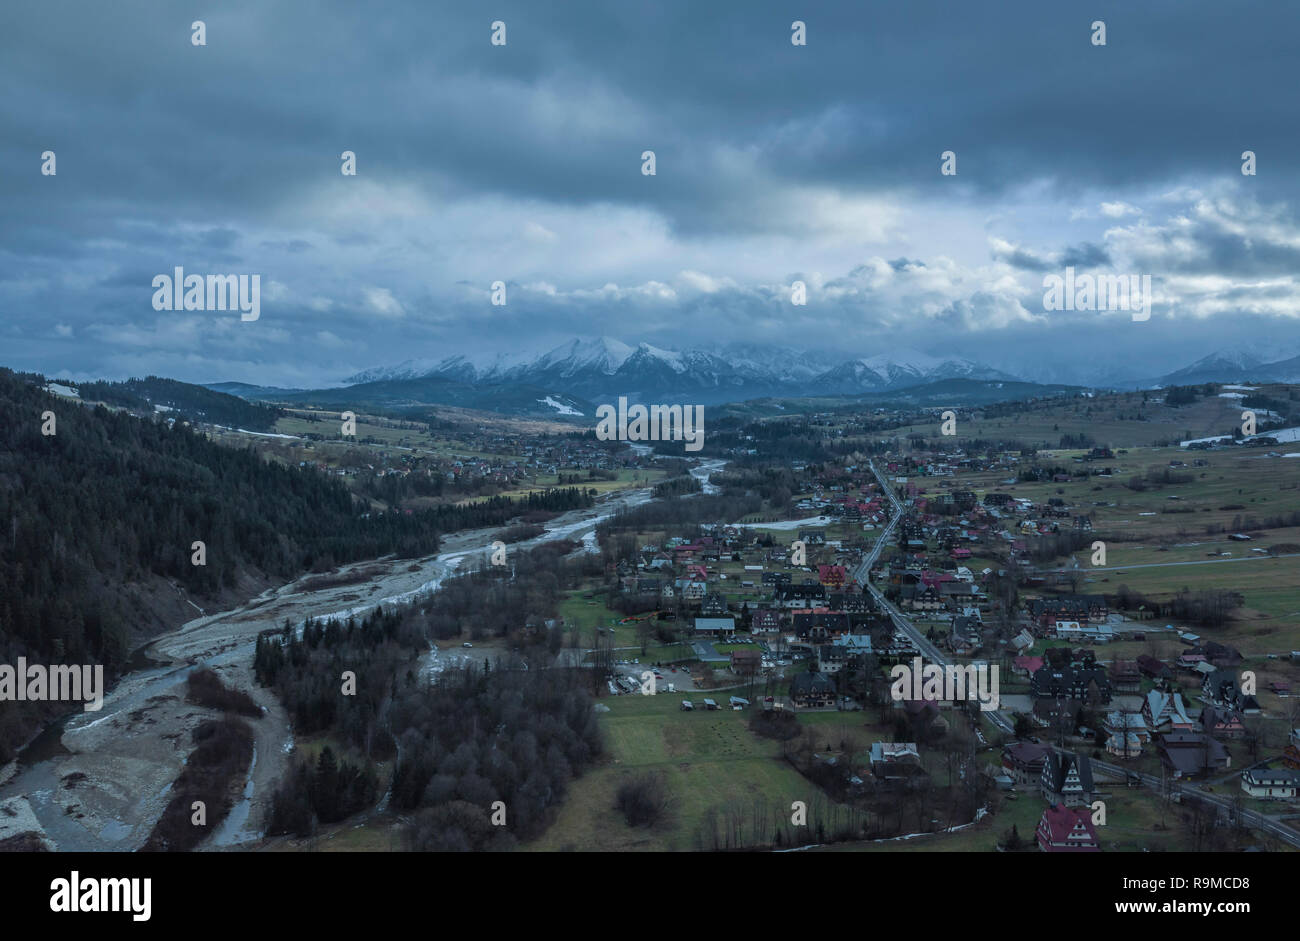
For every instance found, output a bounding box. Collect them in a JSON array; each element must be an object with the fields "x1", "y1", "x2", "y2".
[
  {"x1": 863, "y1": 386, "x2": 1298, "y2": 451},
  {"x1": 525, "y1": 692, "x2": 847, "y2": 852}
]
